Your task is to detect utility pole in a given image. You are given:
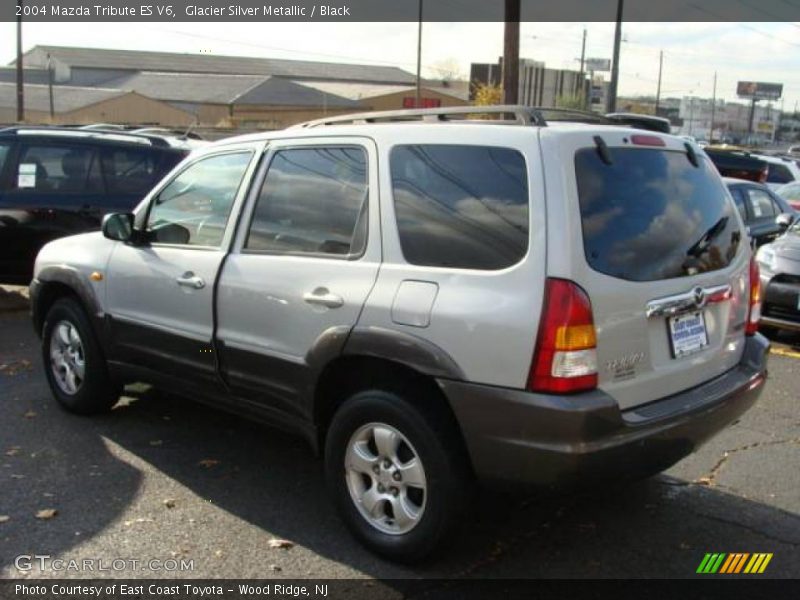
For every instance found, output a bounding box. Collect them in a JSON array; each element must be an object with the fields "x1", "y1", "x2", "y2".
[
  {"x1": 655, "y1": 50, "x2": 663, "y2": 114},
  {"x1": 415, "y1": 0, "x2": 423, "y2": 107},
  {"x1": 47, "y1": 54, "x2": 55, "y2": 121},
  {"x1": 502, "y1": 0, "x2": 520, "y2": 105},
  {"x1": 16, "y1": 0, "x2": 24, "y2": 122},
  {"x1": 710, "y1": 71, "x2": 717, "y2": 143},
  {"x1": 607, "y1": 0, "x2": 624, "y2": 113},
  {"x1": 578, "y1": 28, "x2": 587, "y2": 105}
]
